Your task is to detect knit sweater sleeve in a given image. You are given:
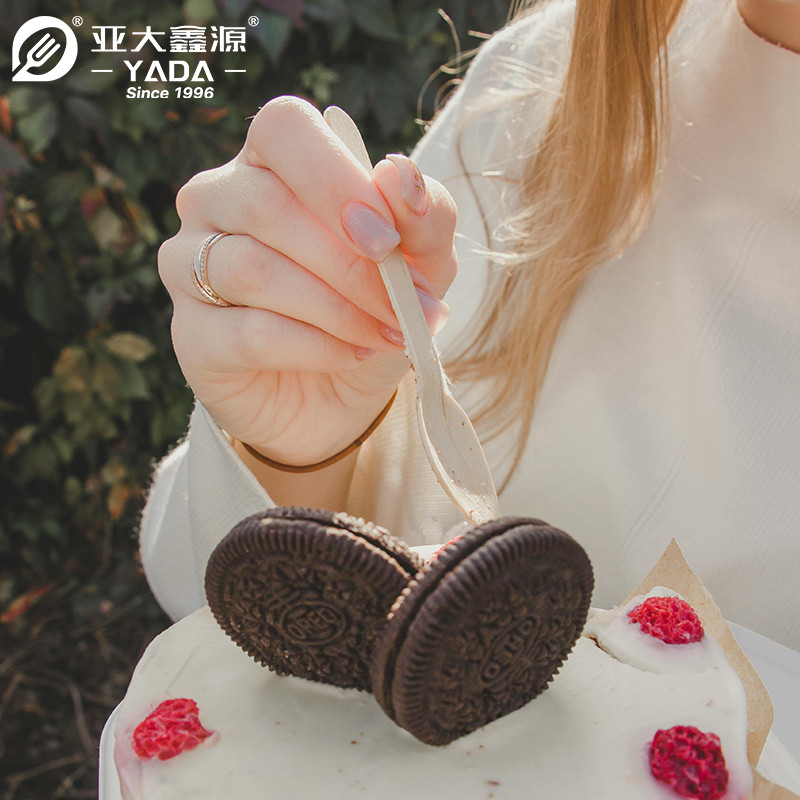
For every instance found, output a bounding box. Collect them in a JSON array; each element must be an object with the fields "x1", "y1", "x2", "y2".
[{"x1": 139, "y1": 403, "x2": 274, "y2": 620}]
